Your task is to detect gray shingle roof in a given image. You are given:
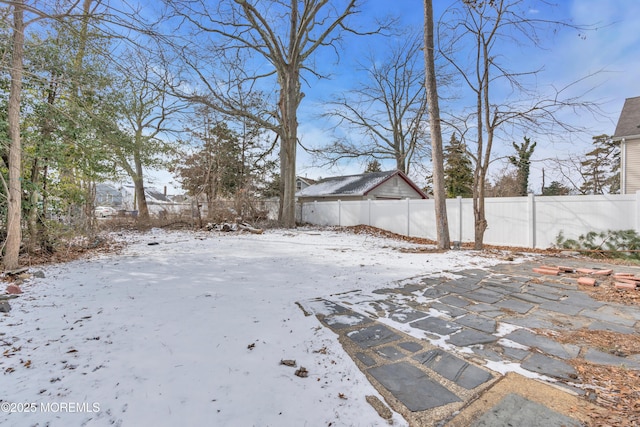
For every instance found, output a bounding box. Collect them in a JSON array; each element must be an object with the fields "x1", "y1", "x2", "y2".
[
  {"x1": 614, "y1": 96, "x2": 640, "y2": 138},
  {"x1": 296, "y1": 170, "x2": 401, "y2": 197}
]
